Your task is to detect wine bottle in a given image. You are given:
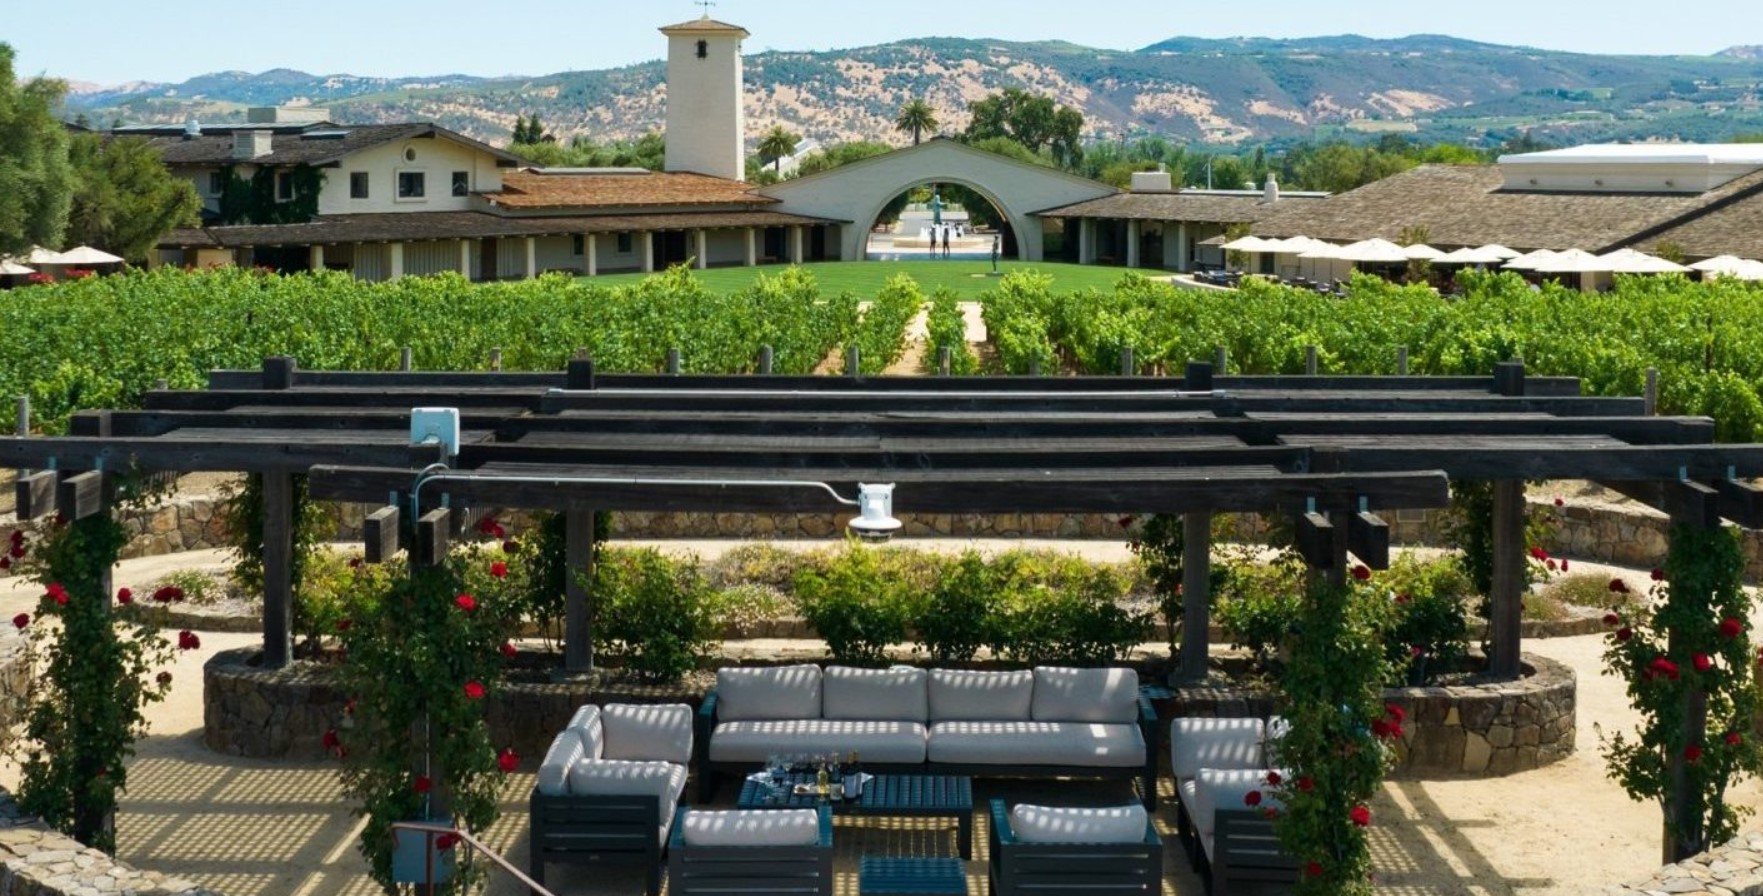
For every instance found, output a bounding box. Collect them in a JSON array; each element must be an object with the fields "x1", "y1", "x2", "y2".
[
  {"x1": 847, "y1": 750, "x2": 863, "y2": 797},
  {"x1": 815, "y1": 761, "x2": 830, "y2": 799}
]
